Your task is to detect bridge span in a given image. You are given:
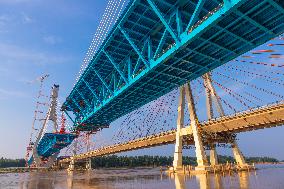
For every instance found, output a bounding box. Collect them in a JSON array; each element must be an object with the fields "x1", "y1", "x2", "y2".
[
  {"x1": 60, "y1": 102, "x2": 284, "y2": 163},
  {"x1": 62, "y1": 0, "x2": 284, "y2": 130},
  {"x1": 59, "y1": 0, "x2": 284, "y2": 173}
]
